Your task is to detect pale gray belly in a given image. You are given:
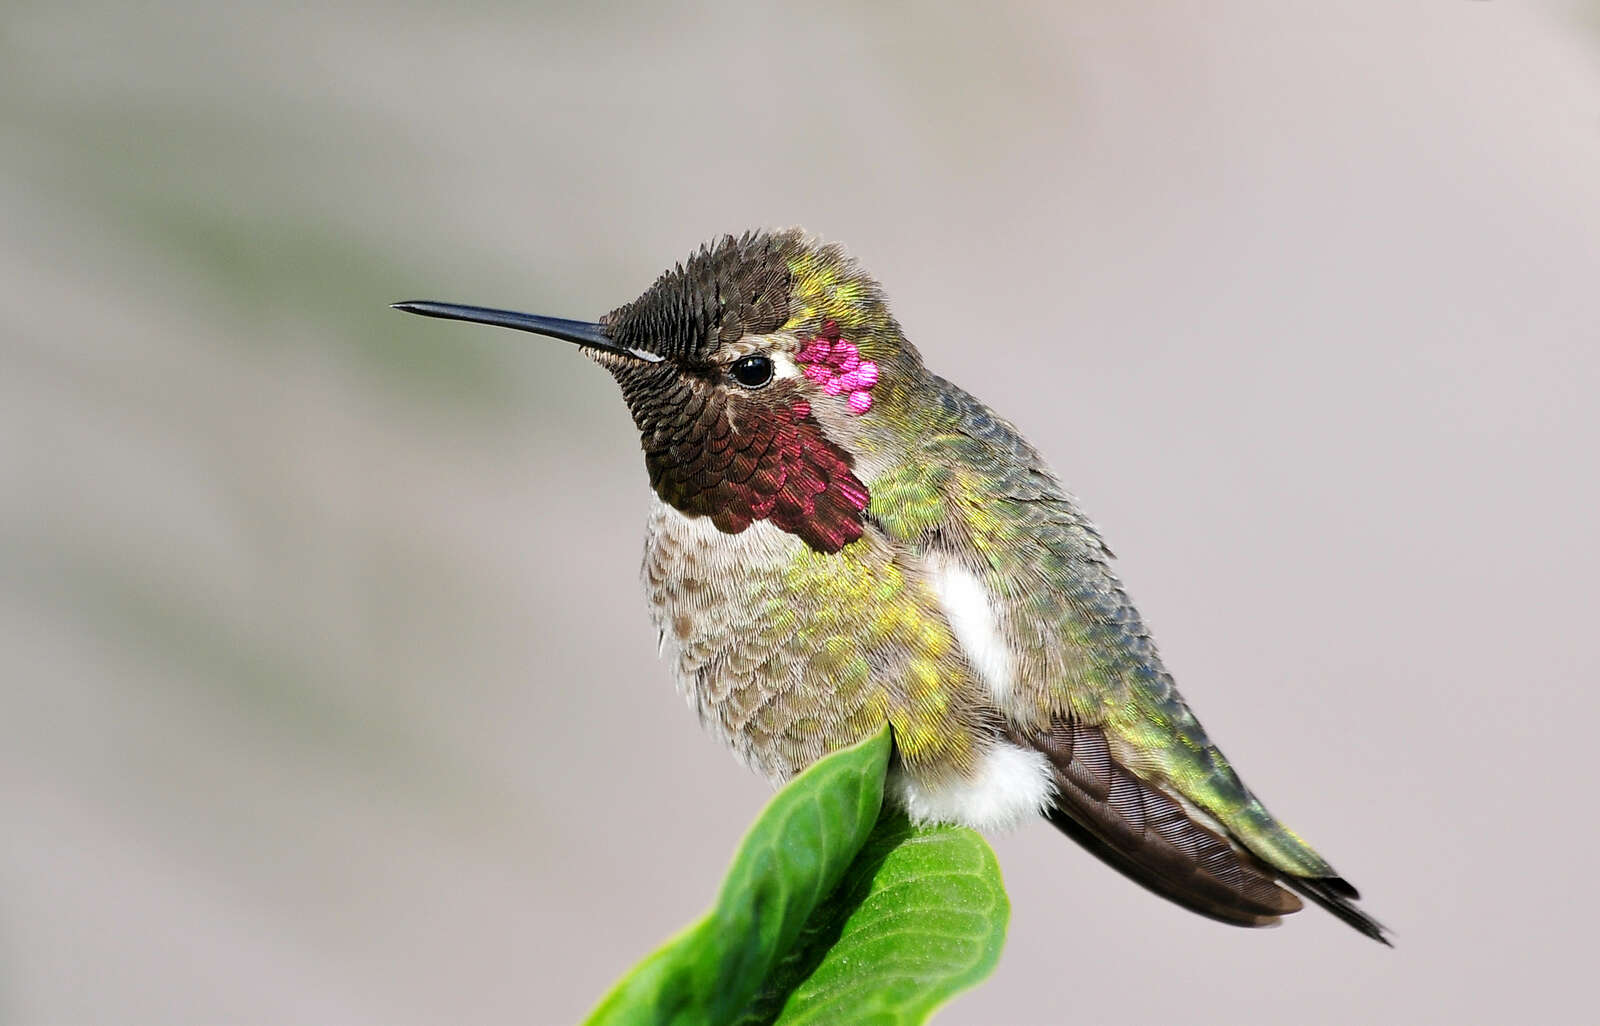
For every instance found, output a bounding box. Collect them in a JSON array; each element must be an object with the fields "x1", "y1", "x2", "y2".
[
  {"x1": 638, "y1": 504, "x2": 1047, "y2": 832},
  {"x1": 640, "y1": 503, "x2": 809, "y2": 780}
]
